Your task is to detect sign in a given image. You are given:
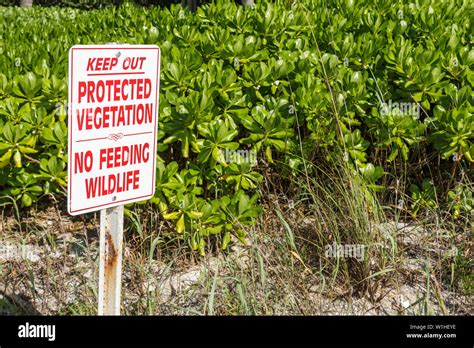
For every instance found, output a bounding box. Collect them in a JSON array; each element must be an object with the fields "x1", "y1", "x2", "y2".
[{"x1": 68, "y1": 45, "x2": 160, "y2": 215}]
